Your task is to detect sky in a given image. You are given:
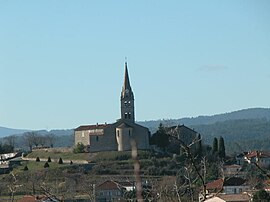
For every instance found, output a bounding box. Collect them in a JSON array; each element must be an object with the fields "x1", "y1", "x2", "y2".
[{"x1": 0, "y1": 1, "x2": 270, "y2": 130}]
